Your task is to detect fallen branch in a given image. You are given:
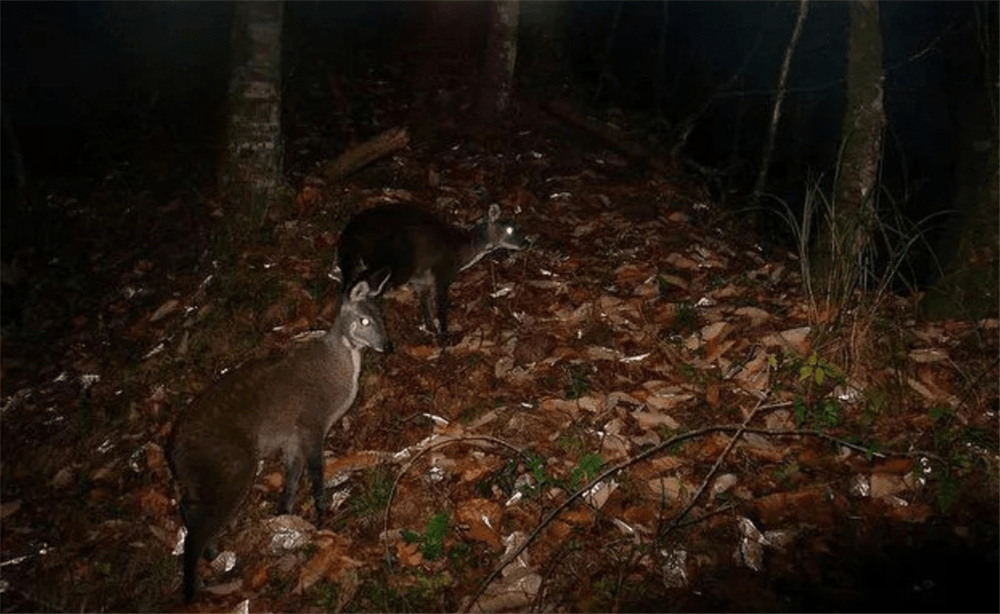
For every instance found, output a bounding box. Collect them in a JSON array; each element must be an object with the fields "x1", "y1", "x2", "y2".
[
  {"x1": 463, "y1": 420, "x2": 729, "y2": 613},
  {"x1": 657, "y1": 395, "x2": 767, "y2": 542},
  {"x1": 544, "y1": 100, "x2": 674, "y2": 175},
  {"x1": 463, "y1": 400, "x2": 943, "y2": 612},
  {"x1": 321, "y1": 126, "x2": 410, "y2": 183}
]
